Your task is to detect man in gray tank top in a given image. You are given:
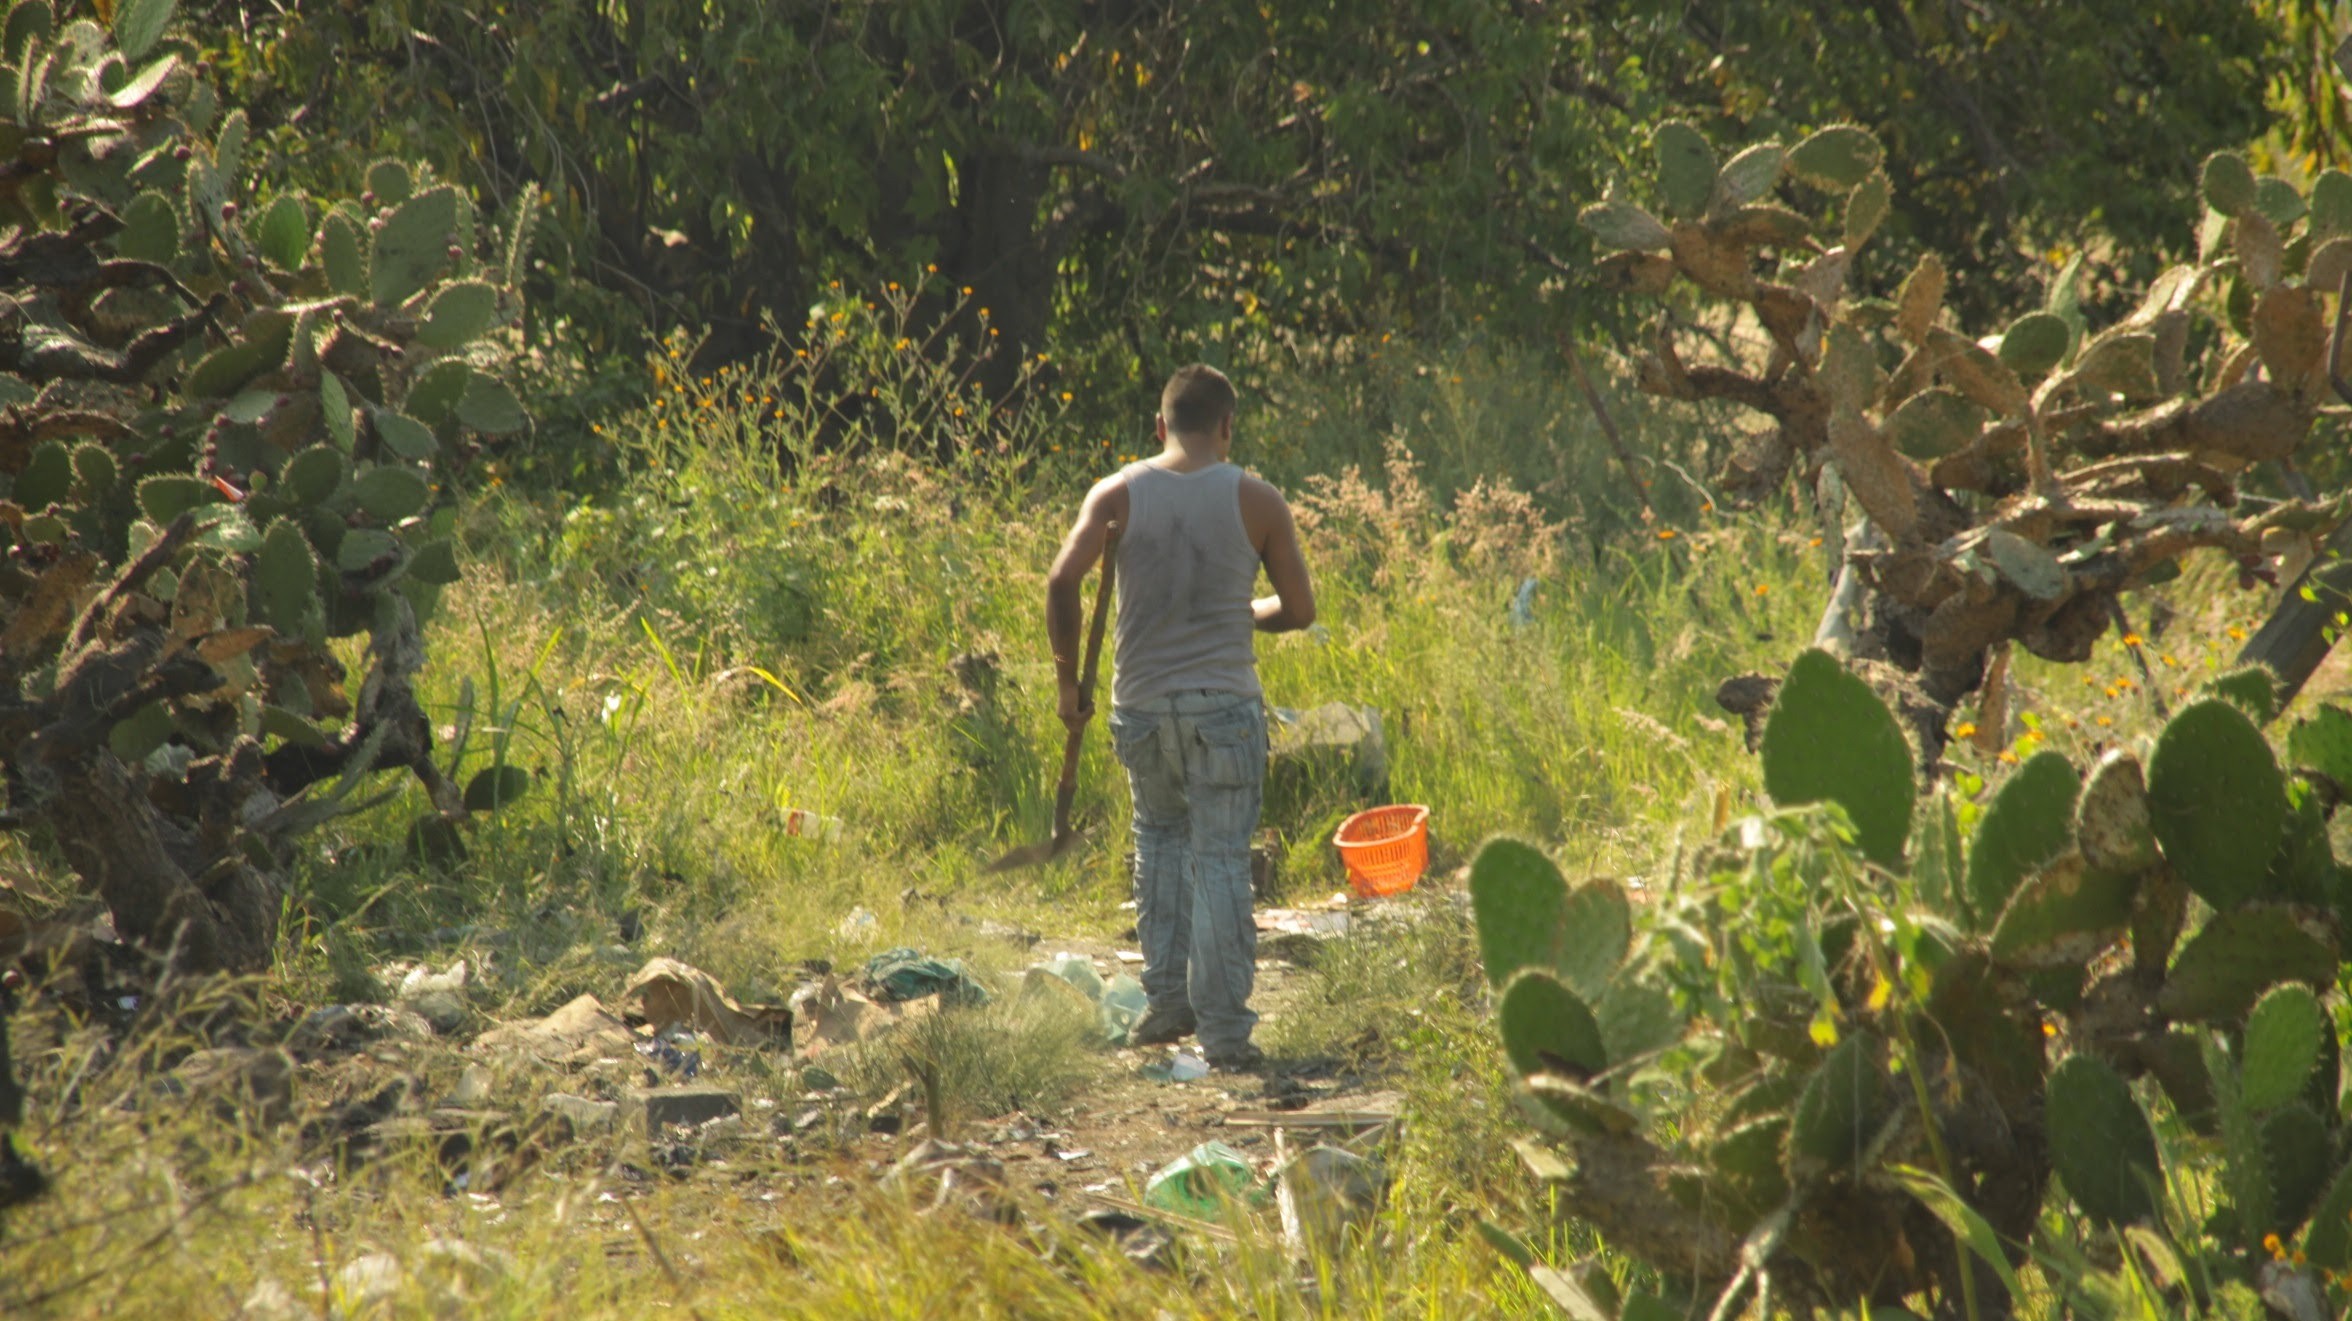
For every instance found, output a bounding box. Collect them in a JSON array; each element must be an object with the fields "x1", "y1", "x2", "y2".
[{"x1": 1044, "y1": 365, "x2": 1317, "y2": 1071}]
